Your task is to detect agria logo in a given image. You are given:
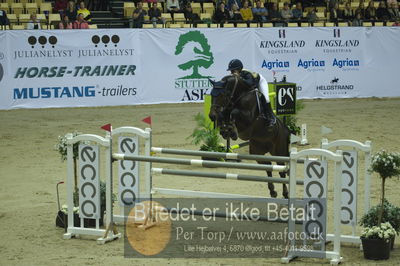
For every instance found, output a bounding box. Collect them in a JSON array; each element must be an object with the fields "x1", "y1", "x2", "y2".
[{"x1": 174, "y1": 31, "x2": 214, "y2": 101}]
